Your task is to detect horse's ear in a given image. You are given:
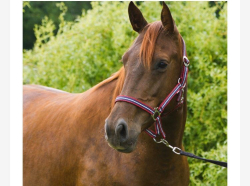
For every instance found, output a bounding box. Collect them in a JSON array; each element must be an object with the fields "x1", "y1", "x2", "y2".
[
  {"x1": 161, "y1": 2, "x2": 174, "y2": 33},
  {"x1": 128, "y1": 1, "x2": 148, "y2": 33}
]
